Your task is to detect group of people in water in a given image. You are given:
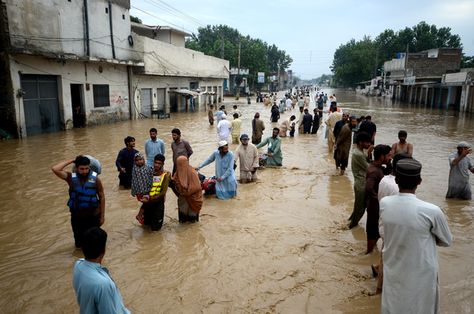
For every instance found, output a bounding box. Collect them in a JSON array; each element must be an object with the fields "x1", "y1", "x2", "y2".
[{"x1": 51, "y1": 86, "x2": 473, "y2": 313}]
